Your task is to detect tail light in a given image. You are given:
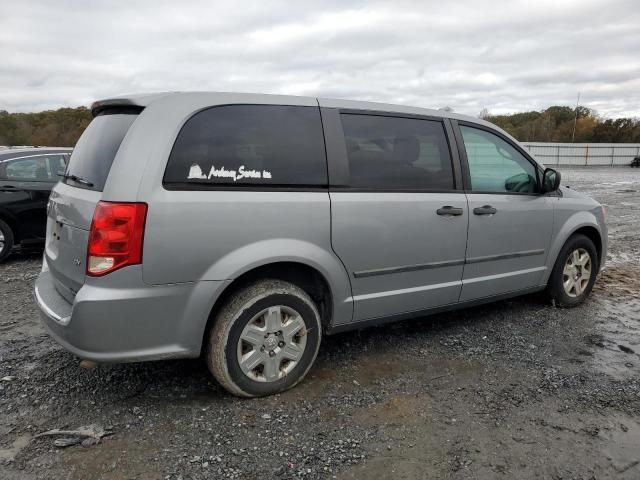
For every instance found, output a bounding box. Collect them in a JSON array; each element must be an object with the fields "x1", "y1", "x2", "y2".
[{"x1": 87, "y1": 201, "x2": 148, "y2": 276}]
